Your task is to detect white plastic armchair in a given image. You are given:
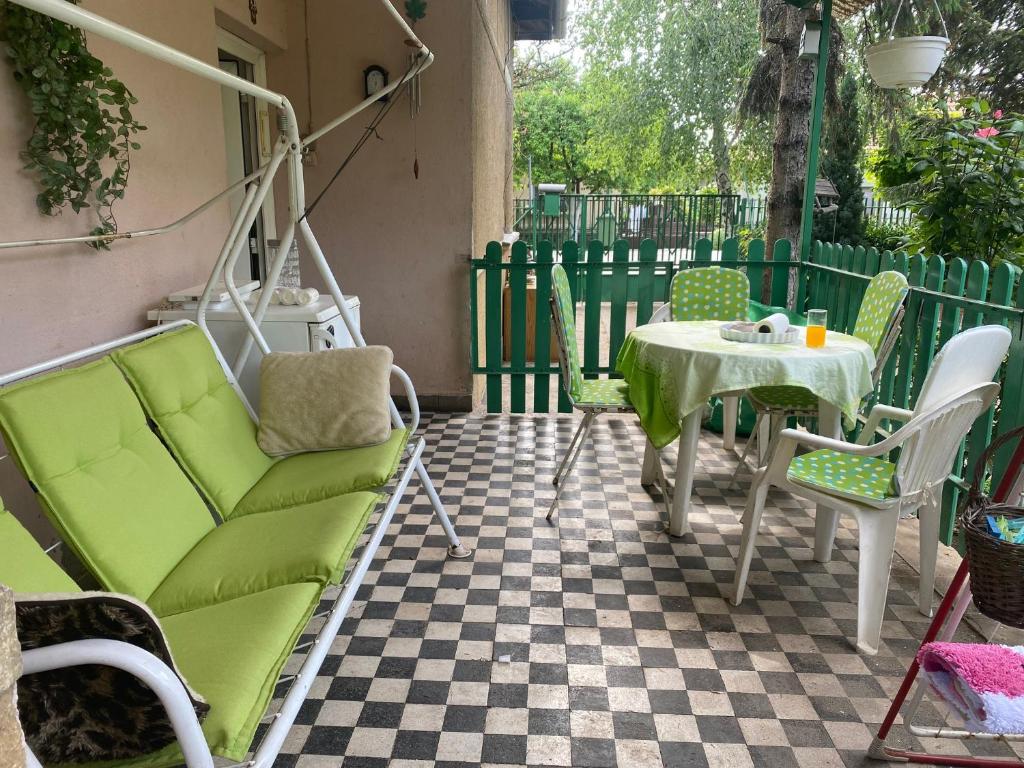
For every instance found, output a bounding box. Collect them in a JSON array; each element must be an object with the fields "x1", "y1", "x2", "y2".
[
  {"x1": 21, "y1": 639, "x2": 214, "y2": 768},
  {"x1": 732, "y1": 381, "x2": 999, "y2": 655},
  {"x1": 648, "y1": 303, "x2": 671, "y2": 324}
]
